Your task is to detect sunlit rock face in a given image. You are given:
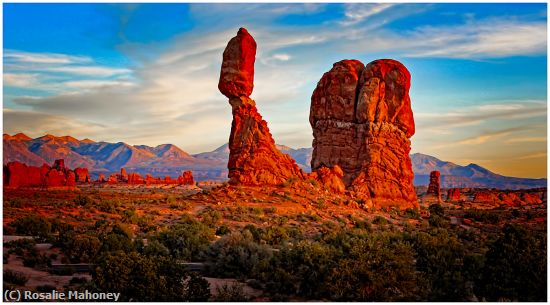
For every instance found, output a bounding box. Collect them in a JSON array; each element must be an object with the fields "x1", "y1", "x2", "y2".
[
  {"x1": 219, "y1": 28, "x2": 304, "y2": 186},
  {"x1": 311, "y1": 59, "x2": 417, "y2": 209}
]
